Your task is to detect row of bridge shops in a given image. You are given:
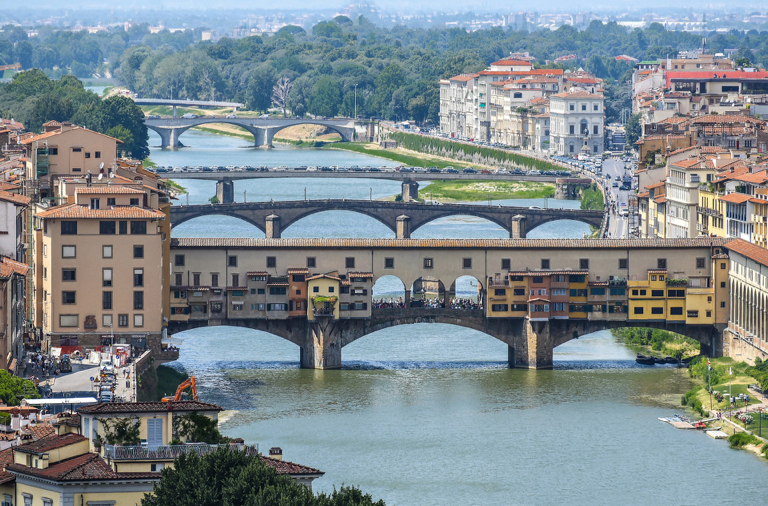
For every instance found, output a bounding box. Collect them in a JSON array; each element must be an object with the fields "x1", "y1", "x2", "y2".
[{"x1": 161, "y1": 236, "x2": 768, "y2": 368}]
